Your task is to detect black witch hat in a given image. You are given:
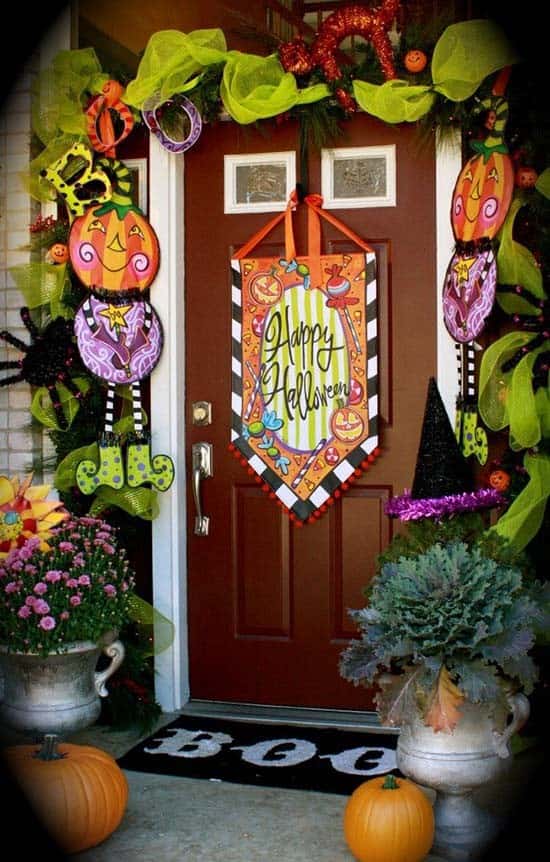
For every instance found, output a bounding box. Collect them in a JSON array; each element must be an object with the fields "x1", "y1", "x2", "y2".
[{"x1": 385, "y1": 377, "x2": 503, "y2": 521}]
